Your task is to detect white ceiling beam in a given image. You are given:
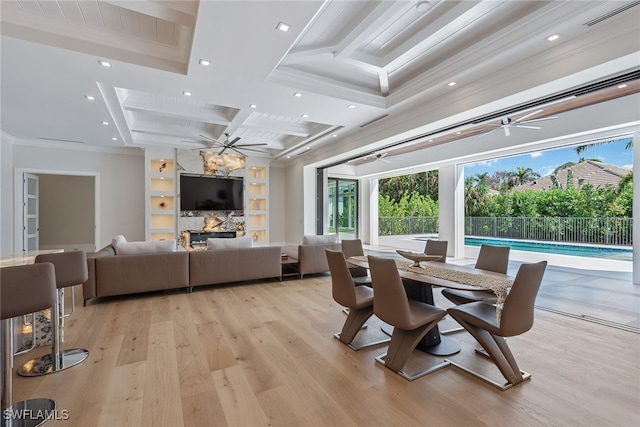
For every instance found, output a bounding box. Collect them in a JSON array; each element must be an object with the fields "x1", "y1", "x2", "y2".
[
  {"x1": 384, "y1": 0, "x2": 504, "y2": 71},
  {"x1": 242, "y1": 117, "x2": 312, "y2": 137},
  {"x1": 101, "y1": 0, "x2": 196, "y2": 27},
  {"x1": 280, "y1": 46, "x2": 337, "y2": 66},
  {"x1": 224, "y1": 109, "x2": 254, "y2": 138},
  {"x1": 333, "y1": 1, "x2": 410, "y2": 60},
  {"x1": 129, "y1": 121, "x2": 203, "y2": 139},
  {"x1": 379, "y1": 70, "x2": 389, "y2": 96},
  {"x1": 122, "y1": 97, "x2": 230, "y2": 126}
]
